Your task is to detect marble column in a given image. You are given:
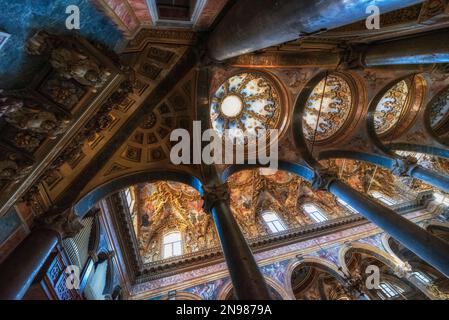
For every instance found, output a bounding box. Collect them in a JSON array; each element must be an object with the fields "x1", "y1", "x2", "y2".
[
  {"x1": 391, "y1": 158, "x2": 449, "y2": 194},
  {"x1": 0, "y1": 208, "x2": 83, "y2": 300},
  {"x1": 363, "y1": 29, "x2": 449, "y2": 67},
  {"x1": 0, "y1": 228, "x2": 59, "y2": 300},
  {"x1": 207, "y1": 0, "x2": 421, "y2": 61},
  {"x1": 203, "y1": 183, "x2": 272, "y2": 300},
  {"x1": 326, "y1": 179, "x2": 449, "y2": 278},
  {"x1": 409, "y1": 166, "x2": 449, "y2": 194}
]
